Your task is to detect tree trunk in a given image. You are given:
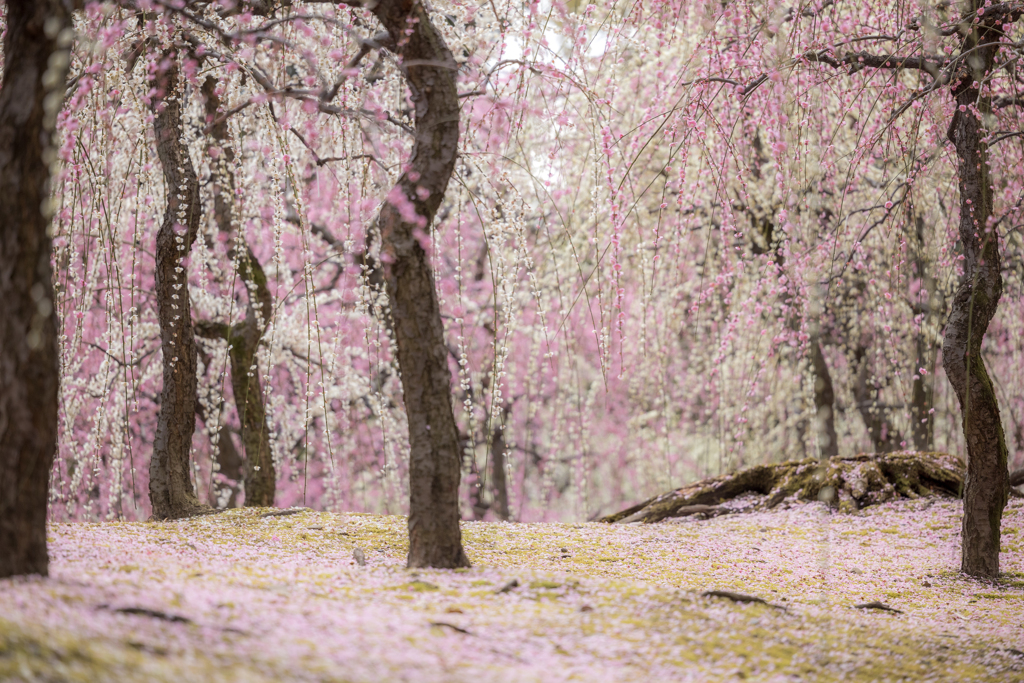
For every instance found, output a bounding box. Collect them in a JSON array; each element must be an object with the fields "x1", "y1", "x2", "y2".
[
  {"x1": 809, "y1": 336, "x2": 839, "y2": 458},
  {"x1": 362, "y1": 0, "x2": 469, "y2": 568},
  {"x1": 942, "y1": 19, "x2": 1009, "y2": 577},
  {"x1": 196, "y1": 400, "x2": 244, "y2": 508},
  {"x1": 227, "y1": 312, "x2": 275, "y2": 506},
  {"x1": 200, "y1": 77, "x2": 276, "y2": 507},
  {"x1": 908, "y1": 215, "x2": 940, "y2": 452},
  {"x1": 147, "y1": 49, "x2": 209, "y2": 520},
  {"x1": 491, "y1": 423, "x2": 511, "y2": 521},
  {"x1": 0, "y1": 1, "x2": 69, "y2": 578}
]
